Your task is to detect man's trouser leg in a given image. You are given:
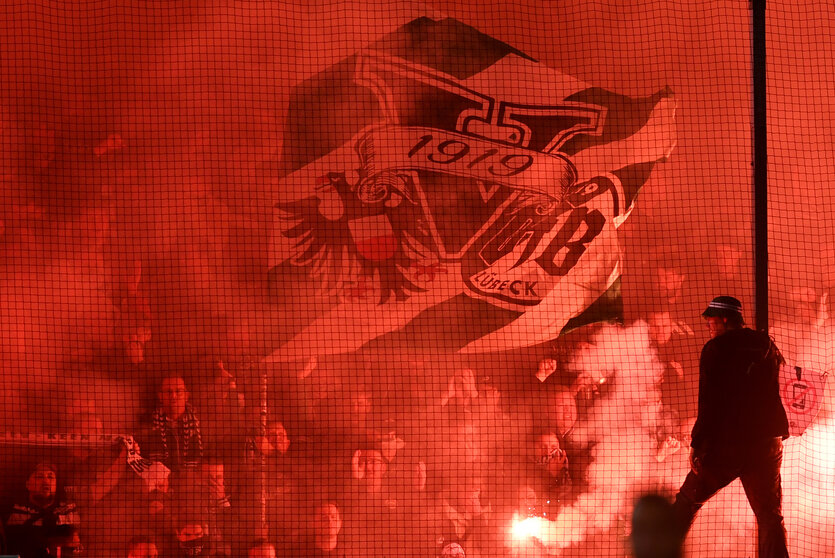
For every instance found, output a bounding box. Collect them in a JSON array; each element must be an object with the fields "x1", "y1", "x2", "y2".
[
  {"x1": 672, "y1": 451, "x2": 738, "y2": 534},
  {"x1": 740, "y1": 438, "x2": 789, "y2": 558}
]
